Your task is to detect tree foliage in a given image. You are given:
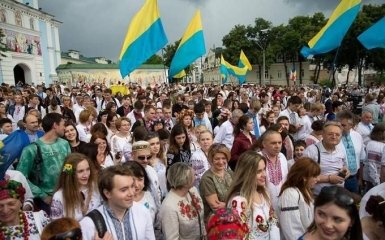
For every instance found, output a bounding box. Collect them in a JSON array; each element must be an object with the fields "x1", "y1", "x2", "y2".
[
  {"x1": 220, "y1": 4, "x2": 385, "y2": 86},
  {"x1": 145, "y1": 54, "x2": 163, "y2": 64}
]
